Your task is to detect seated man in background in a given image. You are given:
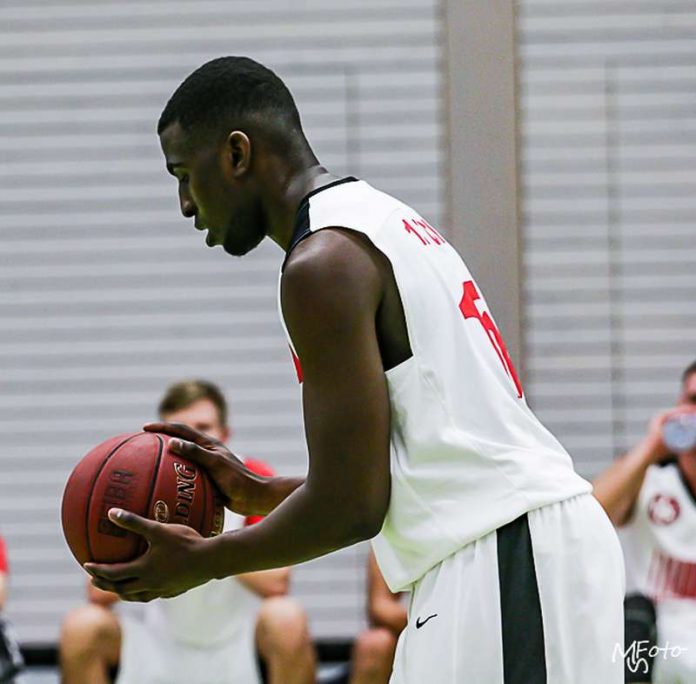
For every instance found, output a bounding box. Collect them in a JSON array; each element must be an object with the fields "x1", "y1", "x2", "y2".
[
  {"x1": 0, "y1": 534, "x2": 24, "y2": 684},
  {"x1": 348, "y1": 550, "x2": 406, "y2": 684},
  {"x1": 593, "y1": 360, "x2": 696, "y2": 683},
  {"x1": 60, "y1": 379, "x2": 316, "y2": 684},
  {"x1": 0, "y1": 536, "x2": 6, "y2": 615}
]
